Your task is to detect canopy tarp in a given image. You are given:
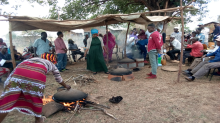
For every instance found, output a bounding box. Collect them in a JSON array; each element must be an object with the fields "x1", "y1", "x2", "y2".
[{"x1": 8, "y1": 14, "x2": 173, "y2": 31}]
